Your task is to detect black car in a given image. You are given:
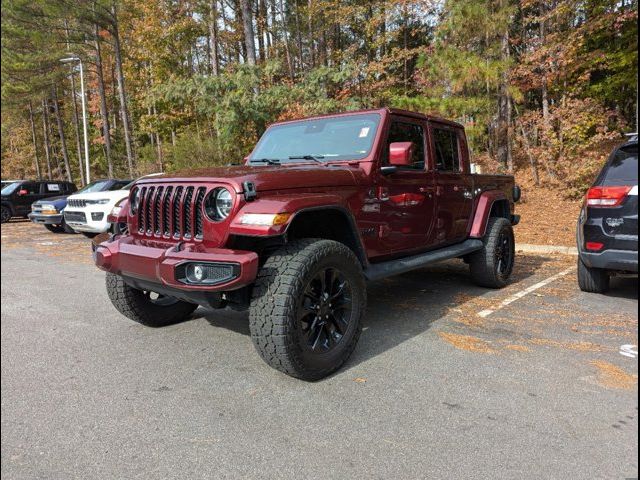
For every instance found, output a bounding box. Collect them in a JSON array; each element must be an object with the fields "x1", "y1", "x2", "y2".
[
  {"x1": 577, "y1": 137, "x2": 638, "y2": 293},
  {"x1": 28, "y1": 179, "x2": 131, "y2": 233},
  {"x1": 1, "y1": 180, "x2": 77, "y2": 224}
]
